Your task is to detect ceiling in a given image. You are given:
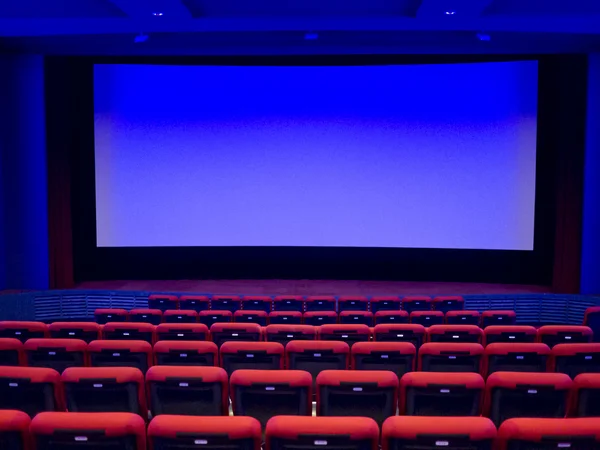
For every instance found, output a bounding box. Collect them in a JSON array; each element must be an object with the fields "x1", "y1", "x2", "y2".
[{"x1": 1, "y1": 0, "x2": 600, "y2": 55}]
